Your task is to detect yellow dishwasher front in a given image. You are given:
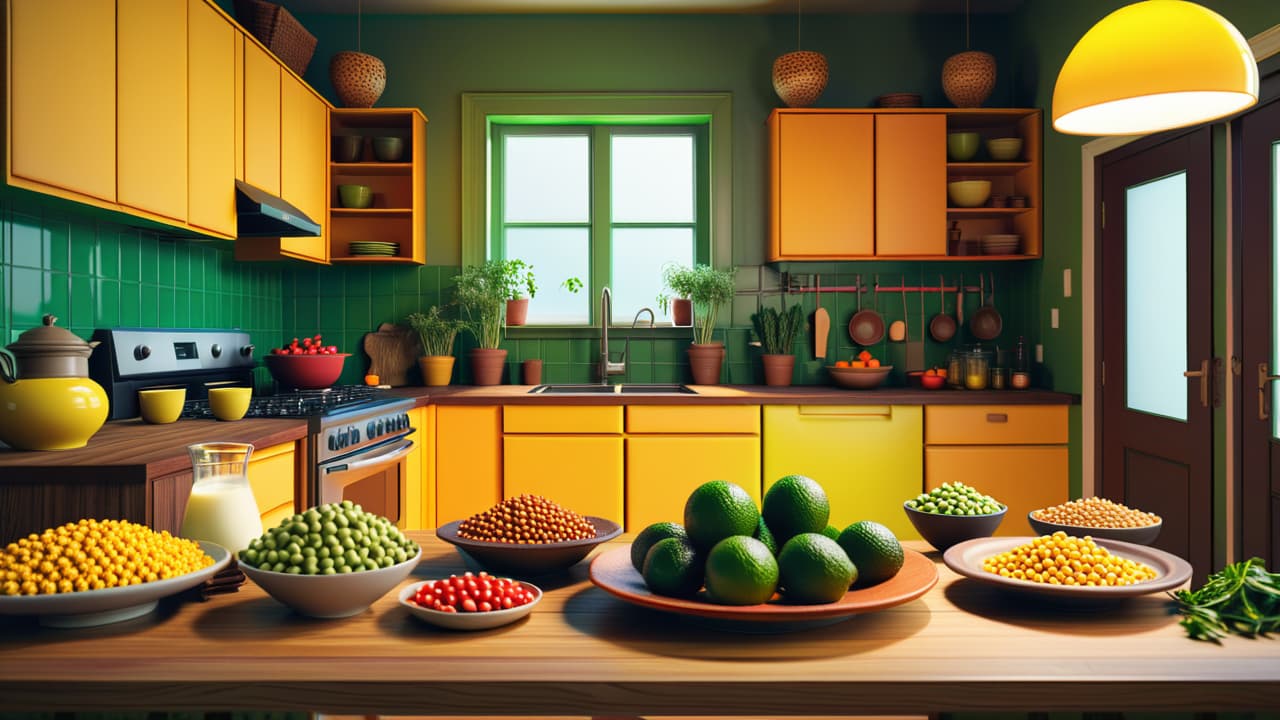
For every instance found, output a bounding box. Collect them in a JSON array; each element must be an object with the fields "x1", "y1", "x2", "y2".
[{"x1": 762, "y1": 405, "x2": 922, "y2": 540}]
